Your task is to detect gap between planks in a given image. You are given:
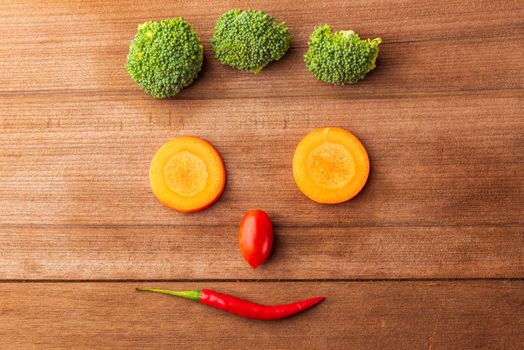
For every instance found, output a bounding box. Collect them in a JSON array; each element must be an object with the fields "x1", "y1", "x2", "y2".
[
  {"x1": 0, "y1": 87, "x2": 522, "y2": 99},
  {"x1": 0, "y1": 223, "x2": 522, "y2": 229},
  {"x1": 2, "y1": 278, "x2": 523, "y2": 283}
]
